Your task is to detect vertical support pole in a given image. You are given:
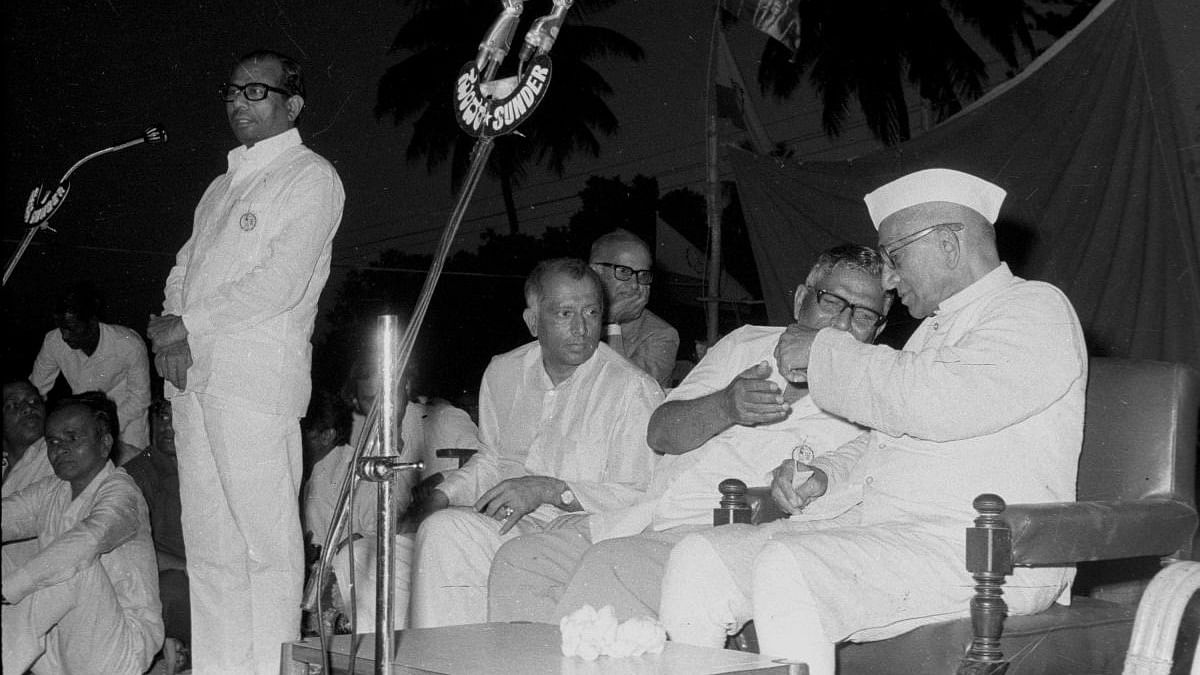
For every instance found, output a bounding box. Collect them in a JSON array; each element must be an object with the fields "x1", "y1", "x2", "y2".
[
  {"x1": 703, "y1": 1, "x2": 723, "y2": 346},
  {"x1": 374, "y1": 315, "x2": 400, "y2": 674}
]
